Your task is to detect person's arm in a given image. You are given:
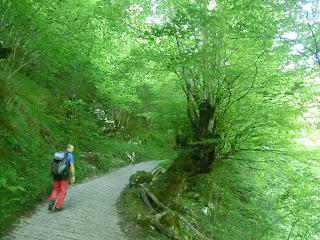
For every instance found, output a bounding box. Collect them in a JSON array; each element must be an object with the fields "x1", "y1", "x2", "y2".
[
  {"x1": 70, "y1": 163, "x2": 75, "y2": 184},
  {"x1": 68, "y1": 153, "x2": 75, "y2": 184}
]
